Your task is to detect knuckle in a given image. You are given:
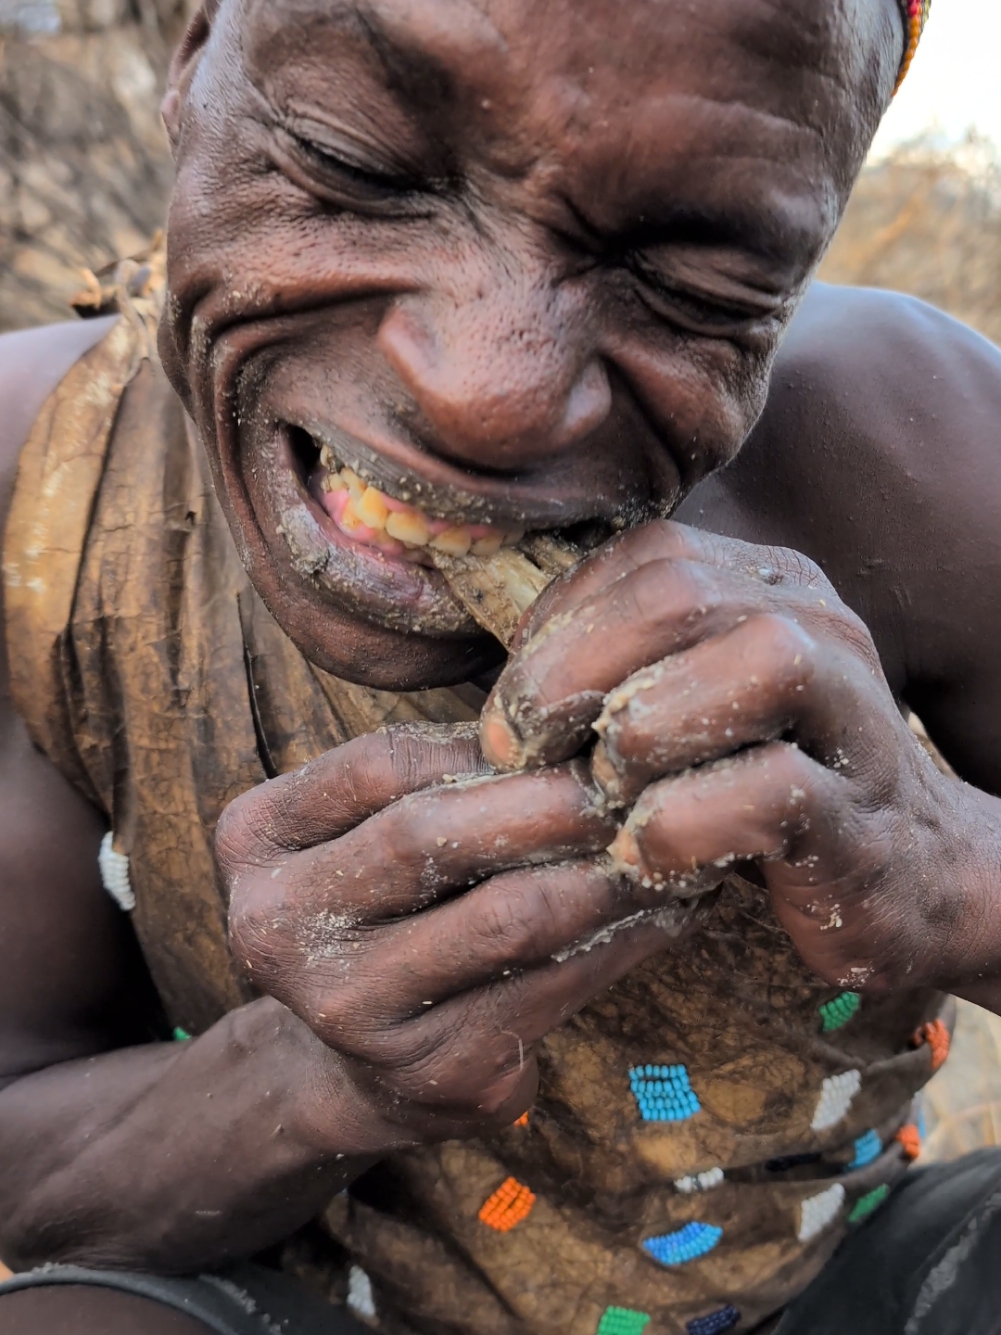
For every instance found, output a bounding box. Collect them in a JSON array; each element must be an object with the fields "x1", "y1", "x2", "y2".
[
  {"x1": 370, "y1": 797, "x2": 424, "y2": 871},
  {"x1": 228, "y1": 891, "x2": 288, "y2": 983},
  {"x1": 749, "y1": 613, "x2": 818, "y2": 692},
  {"x1": 831, "y1": 607, "x2": 882, "y2": 670},
  {"x1": 473, "y1": 895, "x2": 533, "y2": 957},
  {"x1": 303, "y1": 988, "x2": 371, "y2": 1048},
  {"x1": 763, "y1": 741, "x2": 818, "y2": 809},
  {"x1": 629, "y1": 558, "x2": 722, "y2": 632},
  {"x1": 761, "y1": 544, "x2": 830, "y2": 591},
  {"x1": 214, "y1": 789, "x2": 268, "y2": 875},
  {"x1": 297, "y1": 965, "x2": 397, "y2": 1050}
]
